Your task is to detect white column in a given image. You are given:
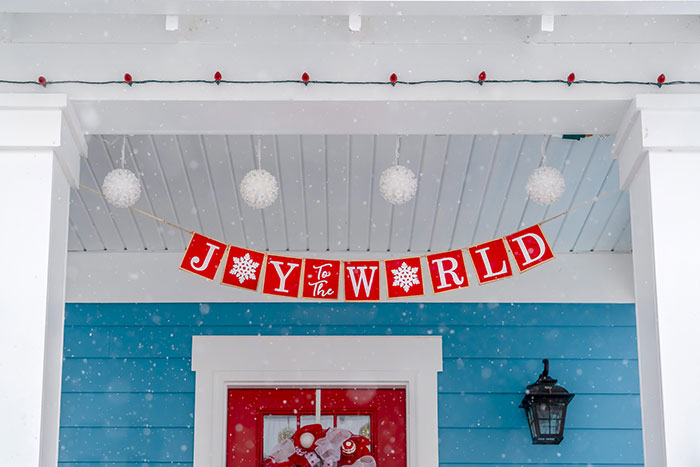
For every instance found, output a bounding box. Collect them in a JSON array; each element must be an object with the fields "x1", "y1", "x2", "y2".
[
  {"x1": 0, "y1": 94, "x2": 85, "y2": 466},
  {"x1": 614, "y1": 94, "x2": 700, "y2": 466}
]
